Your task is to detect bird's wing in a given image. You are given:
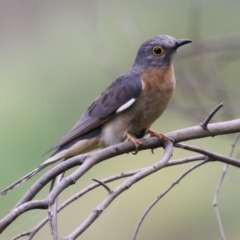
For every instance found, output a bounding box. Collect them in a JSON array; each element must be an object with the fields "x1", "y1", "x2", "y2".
[{"x1": 44, "y1": 73, "x2": 142, "y2": 154}]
